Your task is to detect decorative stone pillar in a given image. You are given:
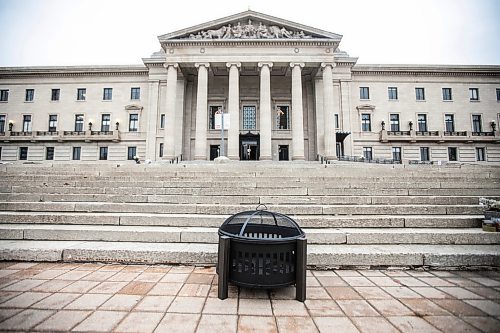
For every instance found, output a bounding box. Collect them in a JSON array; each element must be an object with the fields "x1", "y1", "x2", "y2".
[
  {"x1": 163, "y1": 63, "x2": 178, "y2": 160},
  {"x1": 291, "y1": 62, "x2": 305, "y2": 160},
  {"x1": 227, "y1": 62, "x2": 241, "y2": 160},
  {"x1": 145, "y1": 80, "x2": 159, "y2": 161},
  {"x1": 258, "y1": 62, "x2": 273, "y2": 160},
  {"x1": 322, "y1": 62, "x2": 337, "y2": 160},
  {"x1": 194, "y1": 63, "x2": 210, "y2": 160}
]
